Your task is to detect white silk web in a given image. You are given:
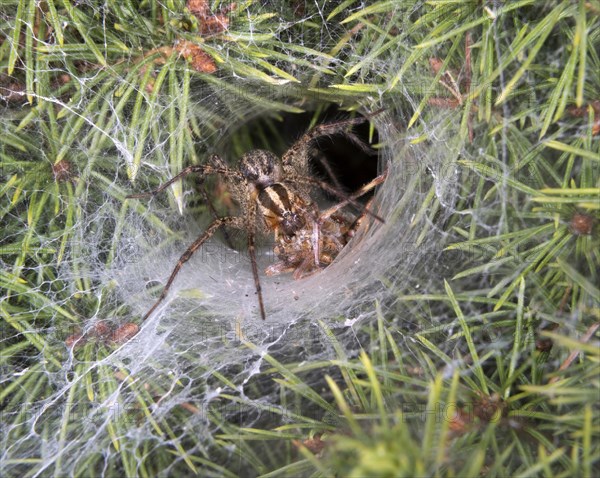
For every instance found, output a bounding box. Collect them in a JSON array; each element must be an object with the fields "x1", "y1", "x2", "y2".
[{"x1": 0, "y1": 2, "x2": 479, "y2": 476}]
